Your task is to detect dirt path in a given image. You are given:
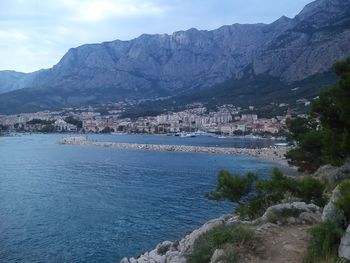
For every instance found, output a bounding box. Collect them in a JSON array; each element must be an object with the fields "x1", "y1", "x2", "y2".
[{"x1": 249, "y1": 224, "x2": 310, "y2": 263}]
